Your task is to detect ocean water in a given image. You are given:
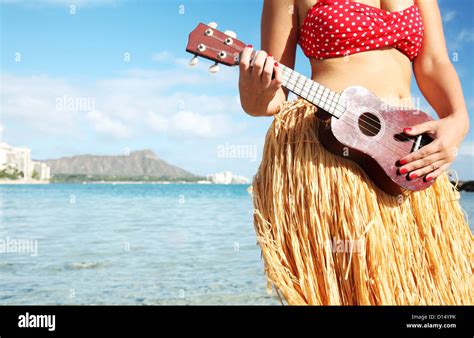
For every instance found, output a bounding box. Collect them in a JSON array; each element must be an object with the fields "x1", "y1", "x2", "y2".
[{"x1": 0, "y1": 184, "x2": 472, "y2": 305}]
